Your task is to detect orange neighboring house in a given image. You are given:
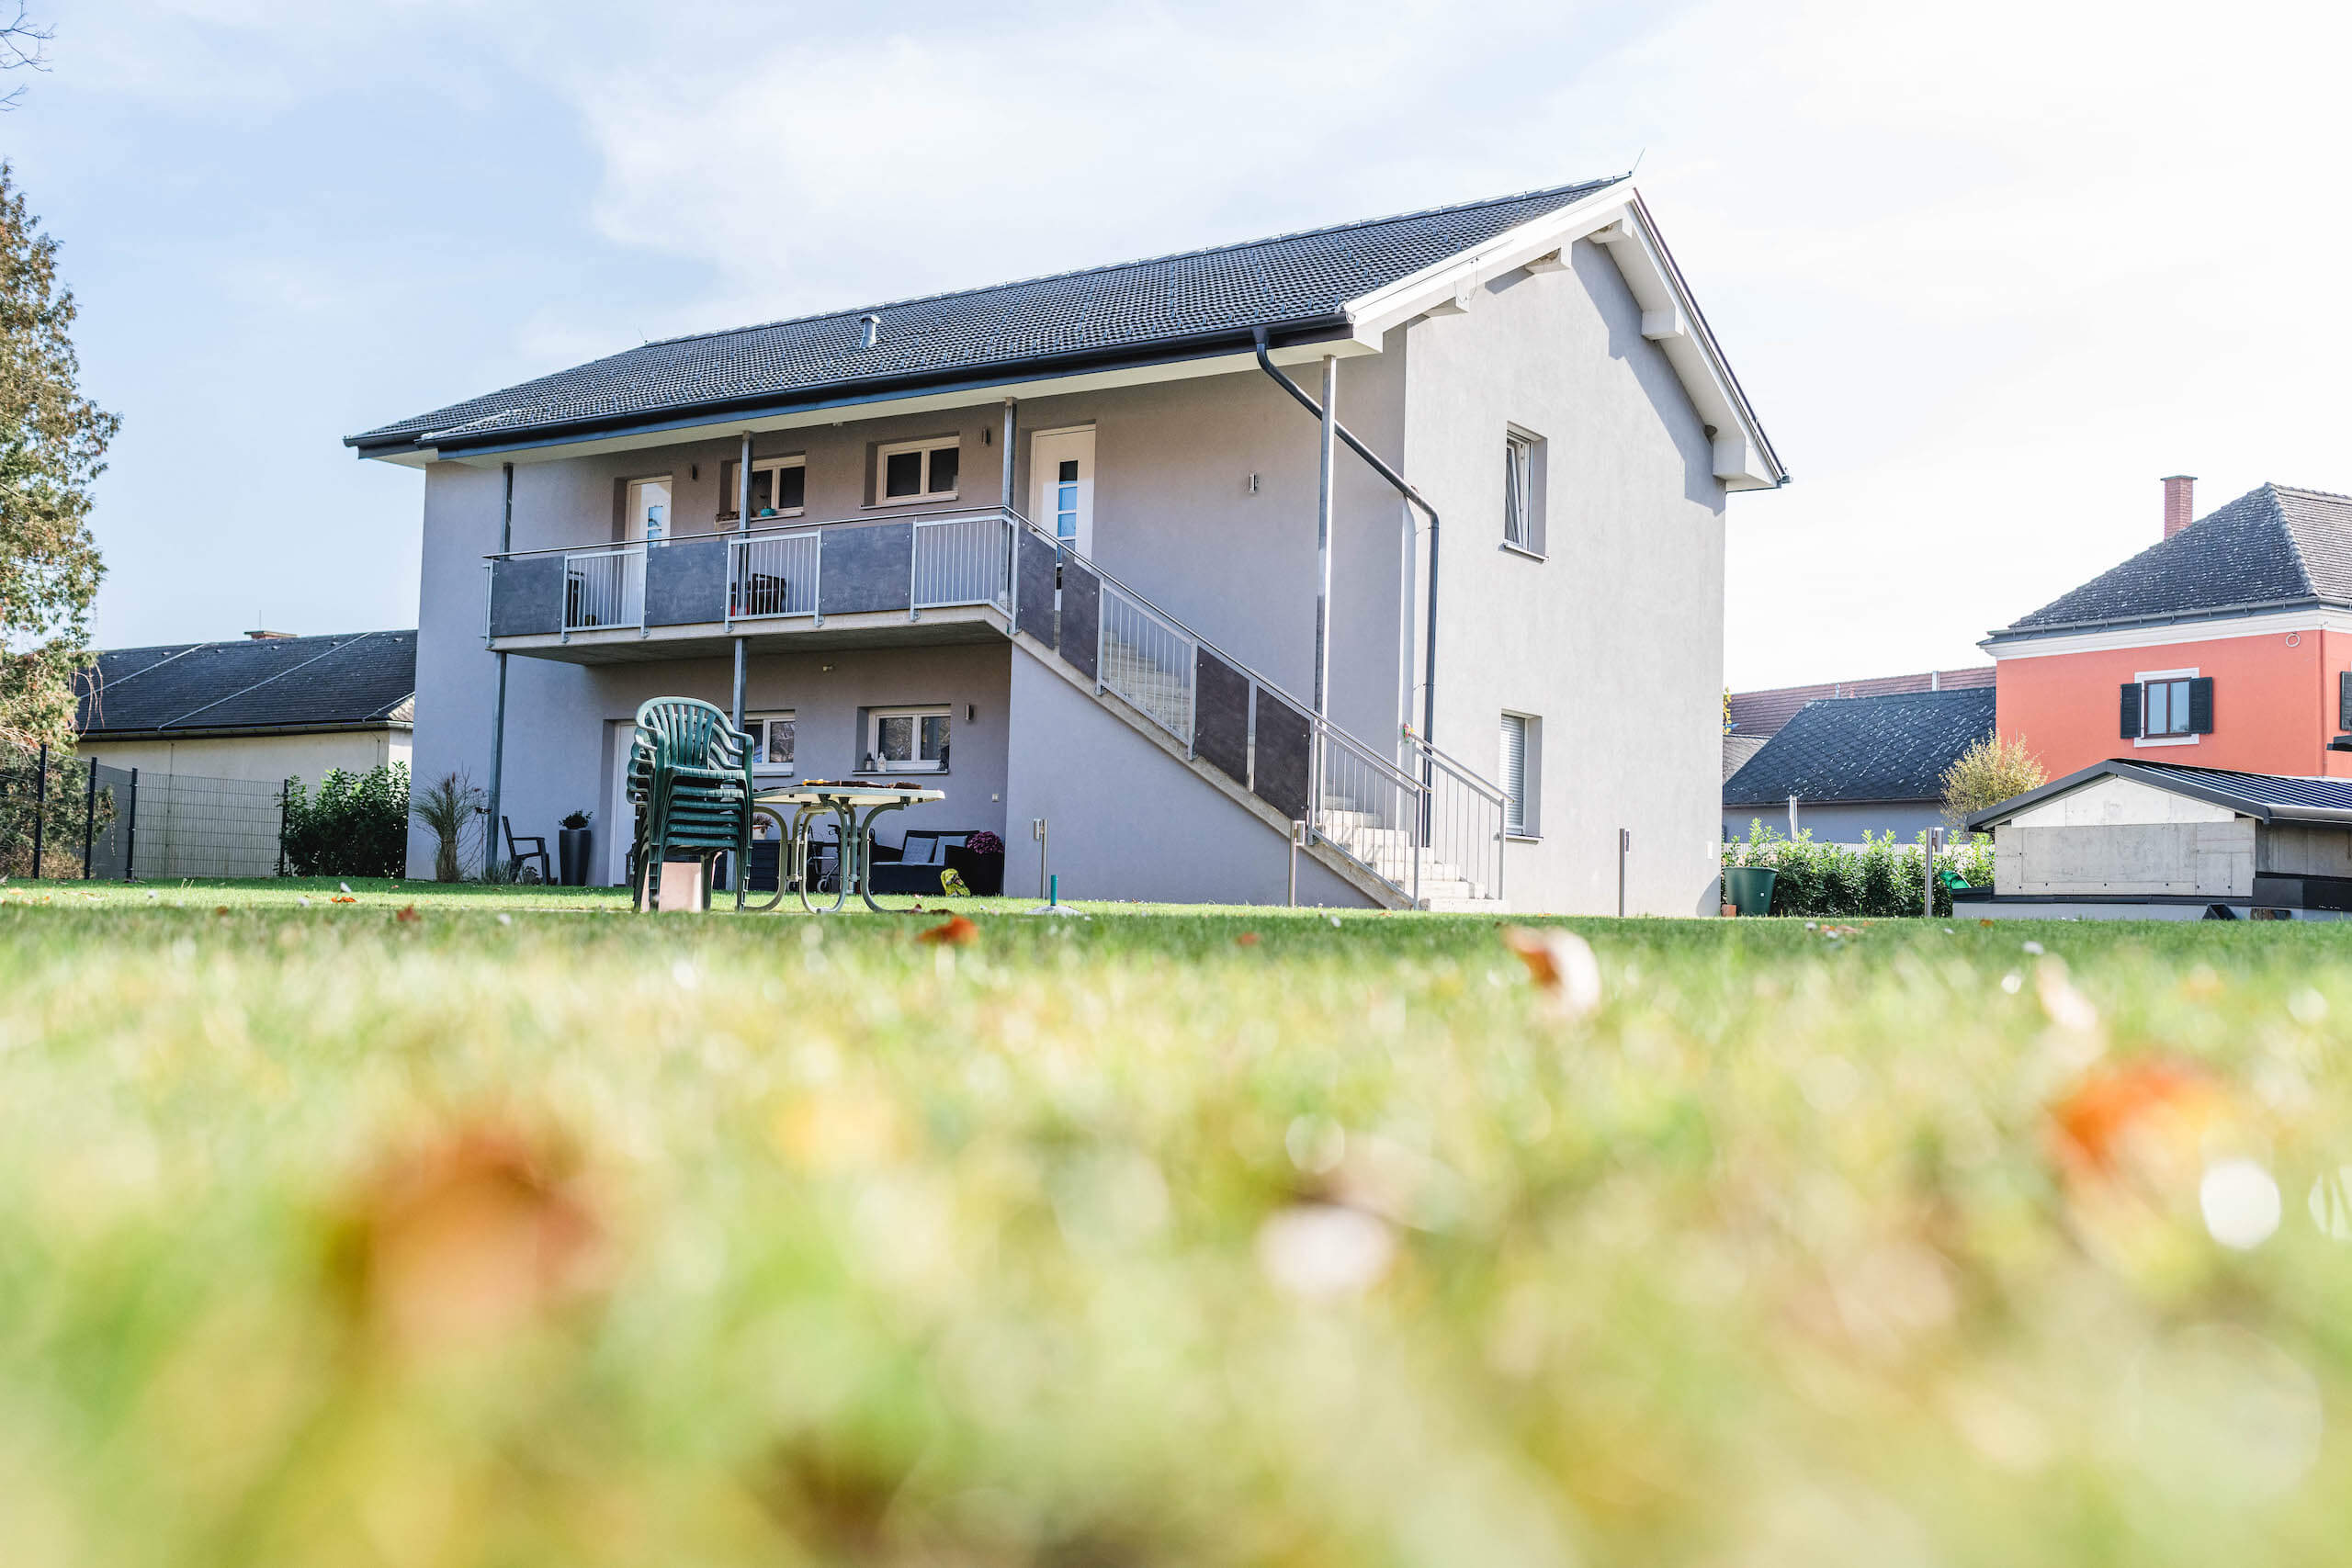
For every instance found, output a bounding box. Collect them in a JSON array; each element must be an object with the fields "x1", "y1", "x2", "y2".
[{"x1": 1984, "y1": 479, "x2": 2352, "y2": 780}]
